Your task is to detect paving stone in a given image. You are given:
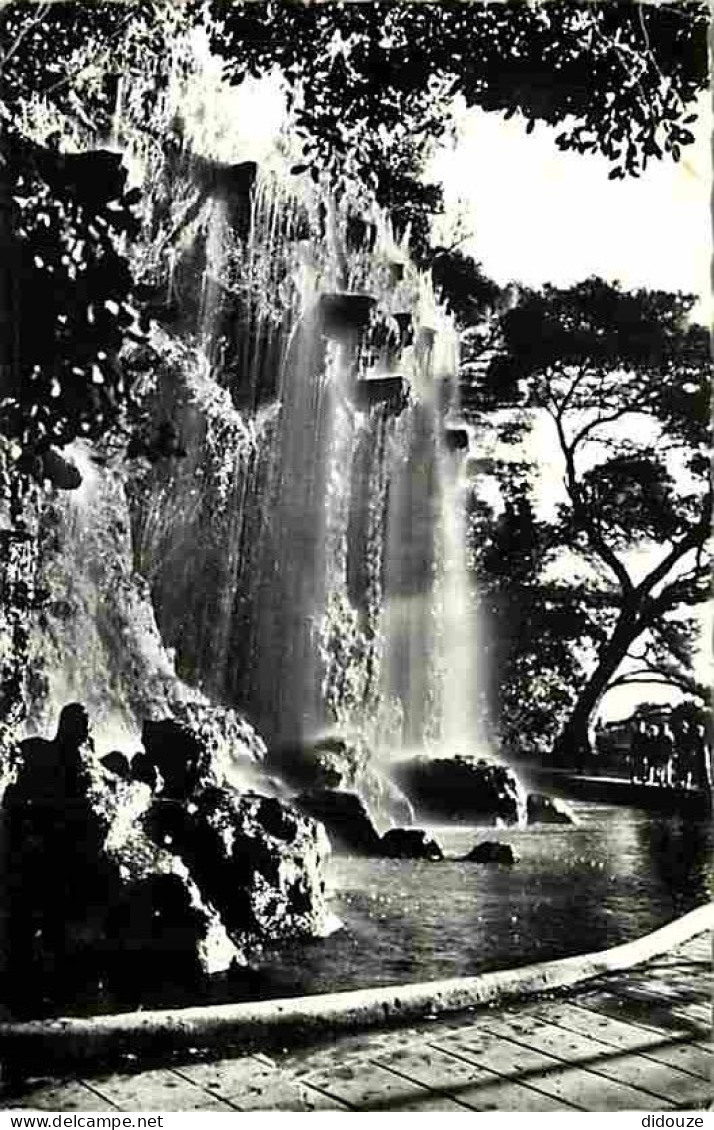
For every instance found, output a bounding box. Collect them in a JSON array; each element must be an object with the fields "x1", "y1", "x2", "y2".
[
  {"x1": 374, "y1": 1042, "x2": 575, "y2": 1111},
  {"x1": 89, "y1": 1068, "x2": 235, "y2": 1112},
  {"x1": 302, "y1": 1059, "x2": 463, "y2": 1111},
  {"x1": 2, "y1": 1082, "x2": 115, "y2": 1111},
  {"x1": 483, "y1": 1010, "x2": 711, "y2": 1106},
  {"x1": 534, "y1": 1000, "x2": 712, "y2": 1081},
  {"x1": 433, "y1": 1028, "x2": 674, "y2": 1111}
]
